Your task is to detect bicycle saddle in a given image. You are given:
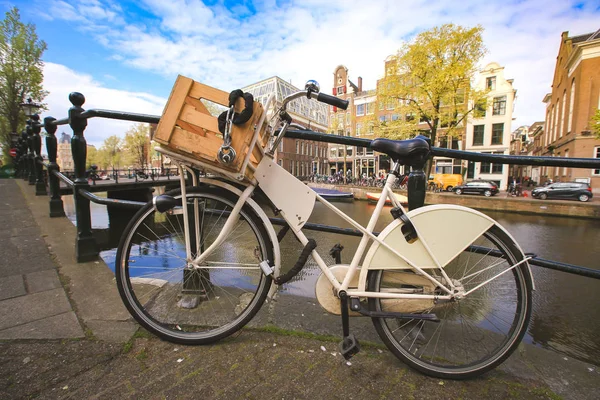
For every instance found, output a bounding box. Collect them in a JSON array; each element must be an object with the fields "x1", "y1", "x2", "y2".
[{"x1": 370, "y1": 136, "x2": 430, "y2": 166}]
